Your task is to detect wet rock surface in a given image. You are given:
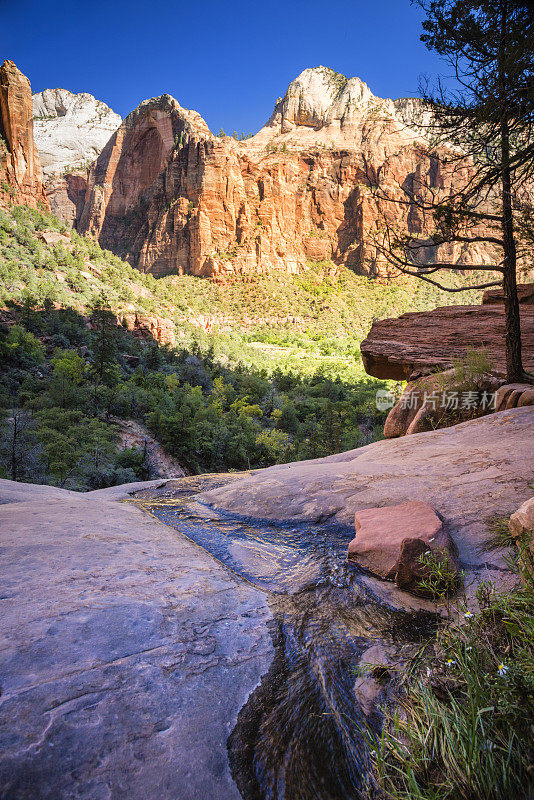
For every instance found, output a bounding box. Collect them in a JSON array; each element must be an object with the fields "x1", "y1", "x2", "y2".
[
  {"x1": 147, "y1": 486, "x2": 438, "y2": 800},
  {"x1": 0, "y1": 473, "x2": 438, "y2": 800},
  {"x1": 201, "y1": 408, "x2": 534, "y2": 602}
]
